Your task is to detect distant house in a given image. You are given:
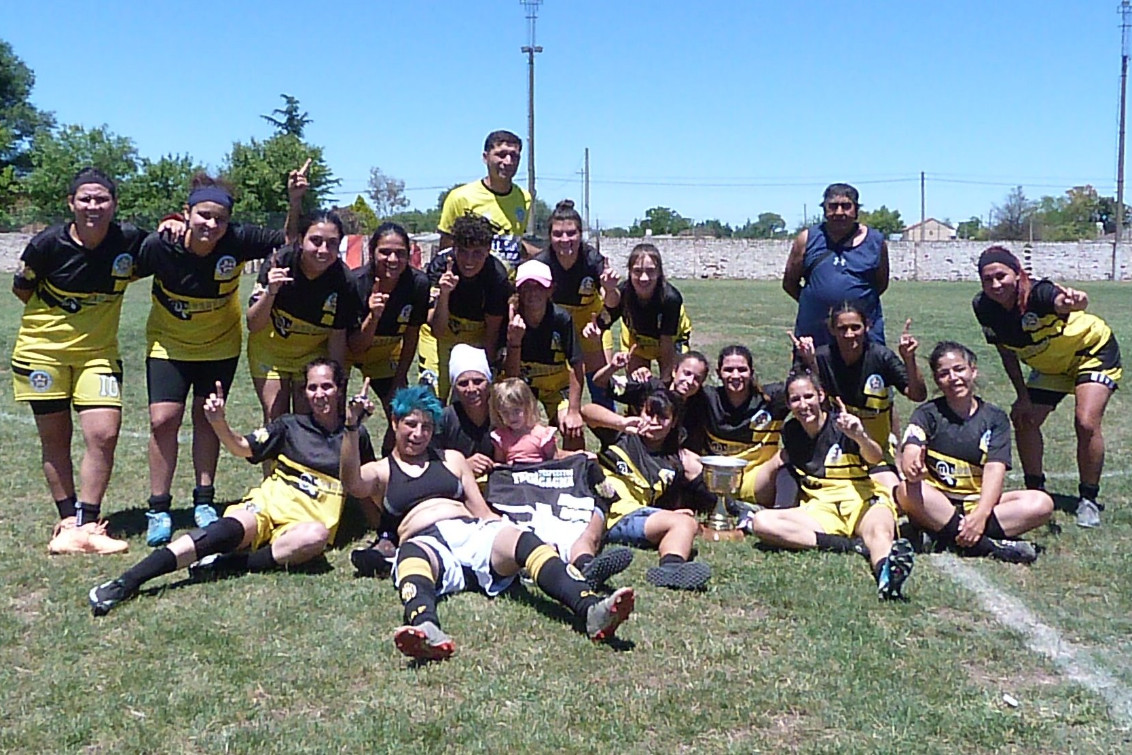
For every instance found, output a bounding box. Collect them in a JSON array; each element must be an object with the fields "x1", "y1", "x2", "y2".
[{"x1": 901, "y1": 218, "x2": 957, "y2": 242}]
